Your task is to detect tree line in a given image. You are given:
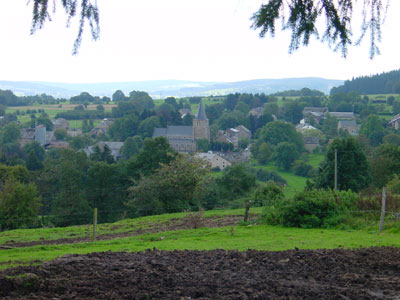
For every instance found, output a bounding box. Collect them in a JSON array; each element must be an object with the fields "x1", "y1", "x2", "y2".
[{"x1": 331, "y1": 69, "x2": 400, "y2": 95}]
